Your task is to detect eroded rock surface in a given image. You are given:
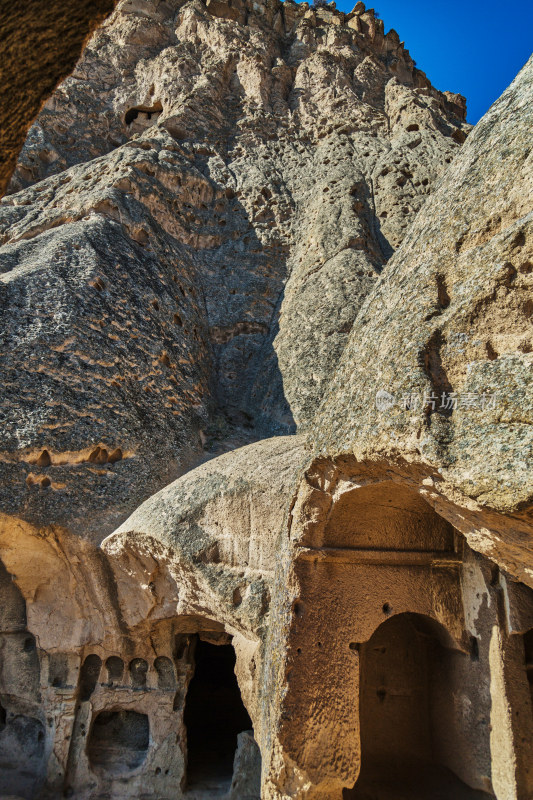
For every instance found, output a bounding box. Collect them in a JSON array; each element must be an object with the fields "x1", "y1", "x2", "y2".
[
  {"x1": 0, "y1": 0, "x2": 468, "y2": 541},
  {"x1": 0, "y1": 2, "x2": 532, "y2": 800},
  {"x1": 0, "y1": 0, "x2": 117, "y2": 197},
  {"x1": 313, "y1": 54, "x2": 533, "y2": 581}
]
